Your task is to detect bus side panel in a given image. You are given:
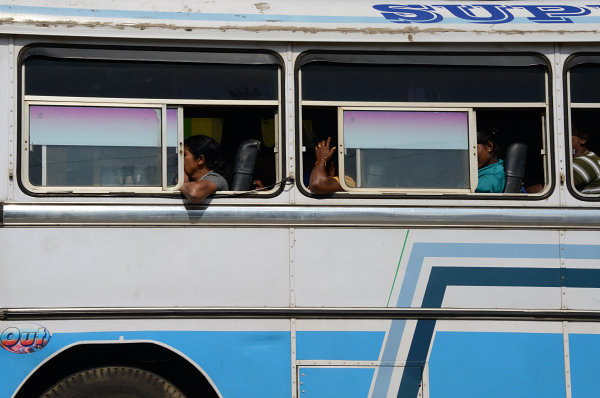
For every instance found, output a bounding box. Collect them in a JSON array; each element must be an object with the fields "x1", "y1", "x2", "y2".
[
  {"x1": 564, "y1": 231, "x2": 600, "y2": 311},
  {"x1": 294, "y1": 229, "x2": 567, "y2": 397},
  {"x1": 429, "y1": 322, "x2": 600, "y2": 398},
  {"x1": 0, "y1": 227, "x2": 291, "y2": 307},
  {"x1": 428, "y1": 326, "x2": 566, "y2": 398},
  {"x1": 0, "y1": 319, "x2": 292, "y2": 398},
  {"x1": 294, "y1": 228, "x2": 562, "y2": 309},
  {"x1": 293, "y1": 321, "x2": 572, "y2": 398},
  {"x1": 569, "y1": 324, "x2": 600, "y2": 398},
  {"x1": 294, "y1": 228, "x2": 408, "y2": 308}
]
